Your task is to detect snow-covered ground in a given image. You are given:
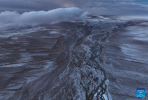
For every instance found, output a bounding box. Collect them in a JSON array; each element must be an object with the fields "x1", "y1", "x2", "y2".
[
  {"x1": 0, "y1": 16, "x2": 148, "y2": 100},
  {"x1": 103, "y1": 22, "x2": 148, "y2": 100}
]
